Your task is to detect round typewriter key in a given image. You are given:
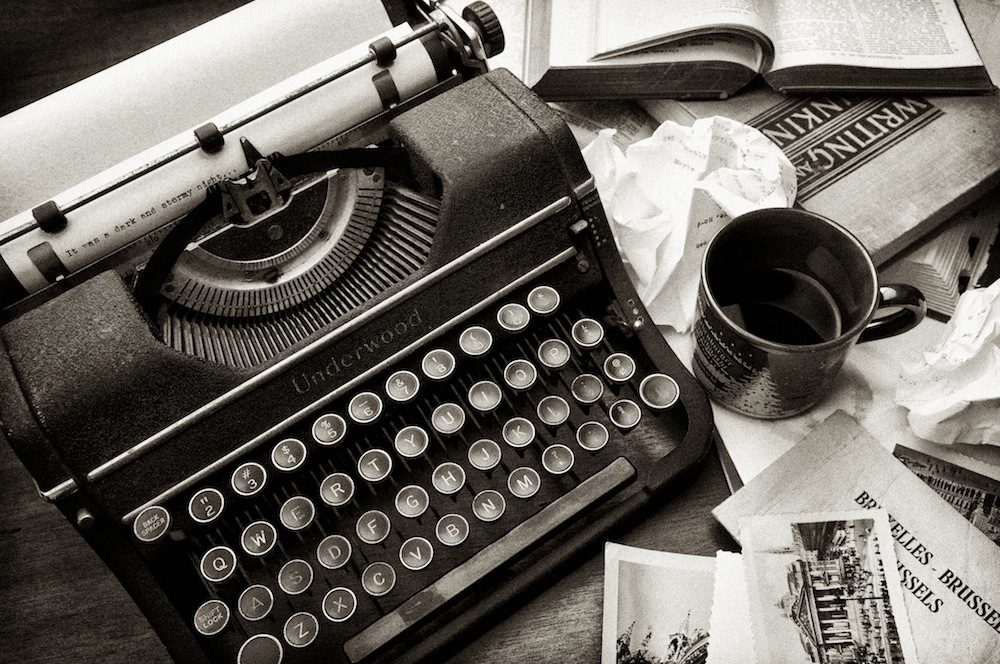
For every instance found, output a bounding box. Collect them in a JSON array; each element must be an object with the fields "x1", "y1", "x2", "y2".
[
  {"x1": 358, "y1": 448, "x2": 392, "y2": 482},
  {"x1": 193, "y1": 599, "x2": 230, "y2": 637},
  {"x1": 571, "y1": 373, "x2": 604, "y2": 405},
  {"x1": 320, "y1": 472, "x2": 355, "y2": 507},
  {"x1": 603, "y1": 353, "x2": 636, "y2": 383},
  {"x1": 577, "y1": 421, "x2": 610, "y2": 451},
  {"x1": 503, "y1": 359, "x2": 537, "y2": 390},
  {"x1": 609, "y1": 399, "x2": 642, "y2": 430},
  {"x1": 395, "y1": 485, "x2": 429, "y2": 518},
  {"x1": 472, "y1": 489, "x2": 506, "y2": 522},
  {"x1": 435, "y1": 514, "x2": 470, "y2": 546},
  {"x1": 639, "y1": 373, "x2": 680, "y2": 410},
  {"x1": 399, "y1": 536, "x2": 434, "y2": 571},
  {"x1": 232, "y1": 462, "x2": 267, "y2": 497},
  {"x1": 537, "y1": 395, "x2": 571, "y2": 427},
  {"x1": 279, "y1": 496, "x2": 315, "y2": 531},
  {"x1": 322, "y1": 587, "x2": 358, "y2": 623},
  {"x1": 571, "y1": 318, "x2": 605, "y2": 348},
  {"x1": 312, "y1": 413, "x2": 347, "y2": 446},
  {"x1": 507, "y1": 467, "x2": 541, "y2": 499},
  {"x1": 468, "y1": 380, "x2": 503, "y2": 412},
  {"x1": 361, "y1": 561, "x2": 397, "y2": 597},
  {"x1": 527, "y1": 285, "x2": 560, "y2": 315},
  {"x1": 394, "y1": 425, "x2": 429, "y2": 458},
  {"x1": 271, "y1": 438, "x2": 307, "y2": 472},
  {"x1": 431, "y1": 402, "x2": 466, "y2": 435},
  {"x1": 200, "y1": 546, "x2": 237, "y2": 583},
  {"x1": 188, "y1": 487, "x2": 225, "y2": 524},
  {"x1": 238, "y1": 585, "x2": 274, "y2": 622},
  {"x1": 421, "y1": 349, "x2": 455, "y2": 381},
  {"x1": 542, "y1": 444, "x2": 575, "y2": 475},
  {"x1": 357, "y1": 509, "x2": 391, "y2": 544},
  {"x1": 459, "y1": 325, "x2": 493, "y2": 357},
  {"x1": 385, "y1": 370, "x2": 420, "y2": 403},
  {"x1": 316, "y1": 534, "x2": 352, "y2": 570},
  {"x1": 133, "y1": 505, "x2": 170, "y2": 542},
  {"x1": 283, "y1": 612, "x2": 318, "y2": 648},
  {"x1": 237, "y1": 634, "x2": 283, "y2": 664},
  {"x1": 432, "y1": 462, "x2": 466, "y2": 495},
  {"x1": 502, "y1": 416, "x2": 536, "y2": 448},
  {"x1": 241, "y1": 521, "x2": 278, "y2": 557},
  {"x1": 348, "y1": 391, "x2": 383, "y2": 425},
  {"x1": 537, "y1": 338, "x2": 571, "y2": 370},
  {"x1": 497, "y1": 302, "x2": 531, "y2": 332},
  {"x1": 278, "y1": 559, "x2": 313, "y2": 595},
  {"x1": 468, "y1": 438, "x2": 502, "y2": 471}
]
